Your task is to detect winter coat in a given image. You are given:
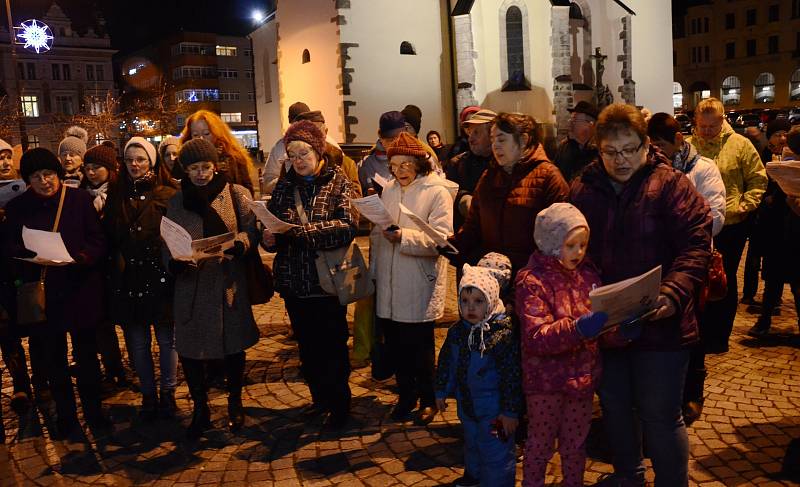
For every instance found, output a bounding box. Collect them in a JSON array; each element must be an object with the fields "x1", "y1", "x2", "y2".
[
  {"x1": 683, "y1": 152, "x2": 727, "y2": 237},
  {"x1": 105, "y1": 175, "x2": 176, "y2": 325},
  {"x1": 688, "y1": 121, "x2": 767, "y2": 225},
  {"x1": 445, "y1": 150, "x2": 491, "y2": 231},
  {"x1": 357, "y1": 140, "x2": 392, "y2": 197},
  {"x1": 3, "y1": 185, "x2": 107, "y2": 333},
  {"x1": 760, "y1": 181, "x2": 800, "y2": 283},
  {"x1": 554, "y1": 137, "x2": 598, "y2": 182},
  {"x1": 515, "y1": 252, "x2": 602, "y2": 398},
  {"x1": 435, "y1": 315, "x2": 522, "y2": 420},
  {"x1": 370, "y1": 173, "x2": 454, "y2": 323},
  {"x1": 267, "y1": 159, "x2": 358, "y2": 298},
  {"x1": 569, "y1": 149, "x2": 713, "y2": 350},
  {"x1": 449, "y1": 144, "x2": 570, "y2": 274},
  {"x1": 164, "y1": 183, "x2": 259, "y2": 360}
]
